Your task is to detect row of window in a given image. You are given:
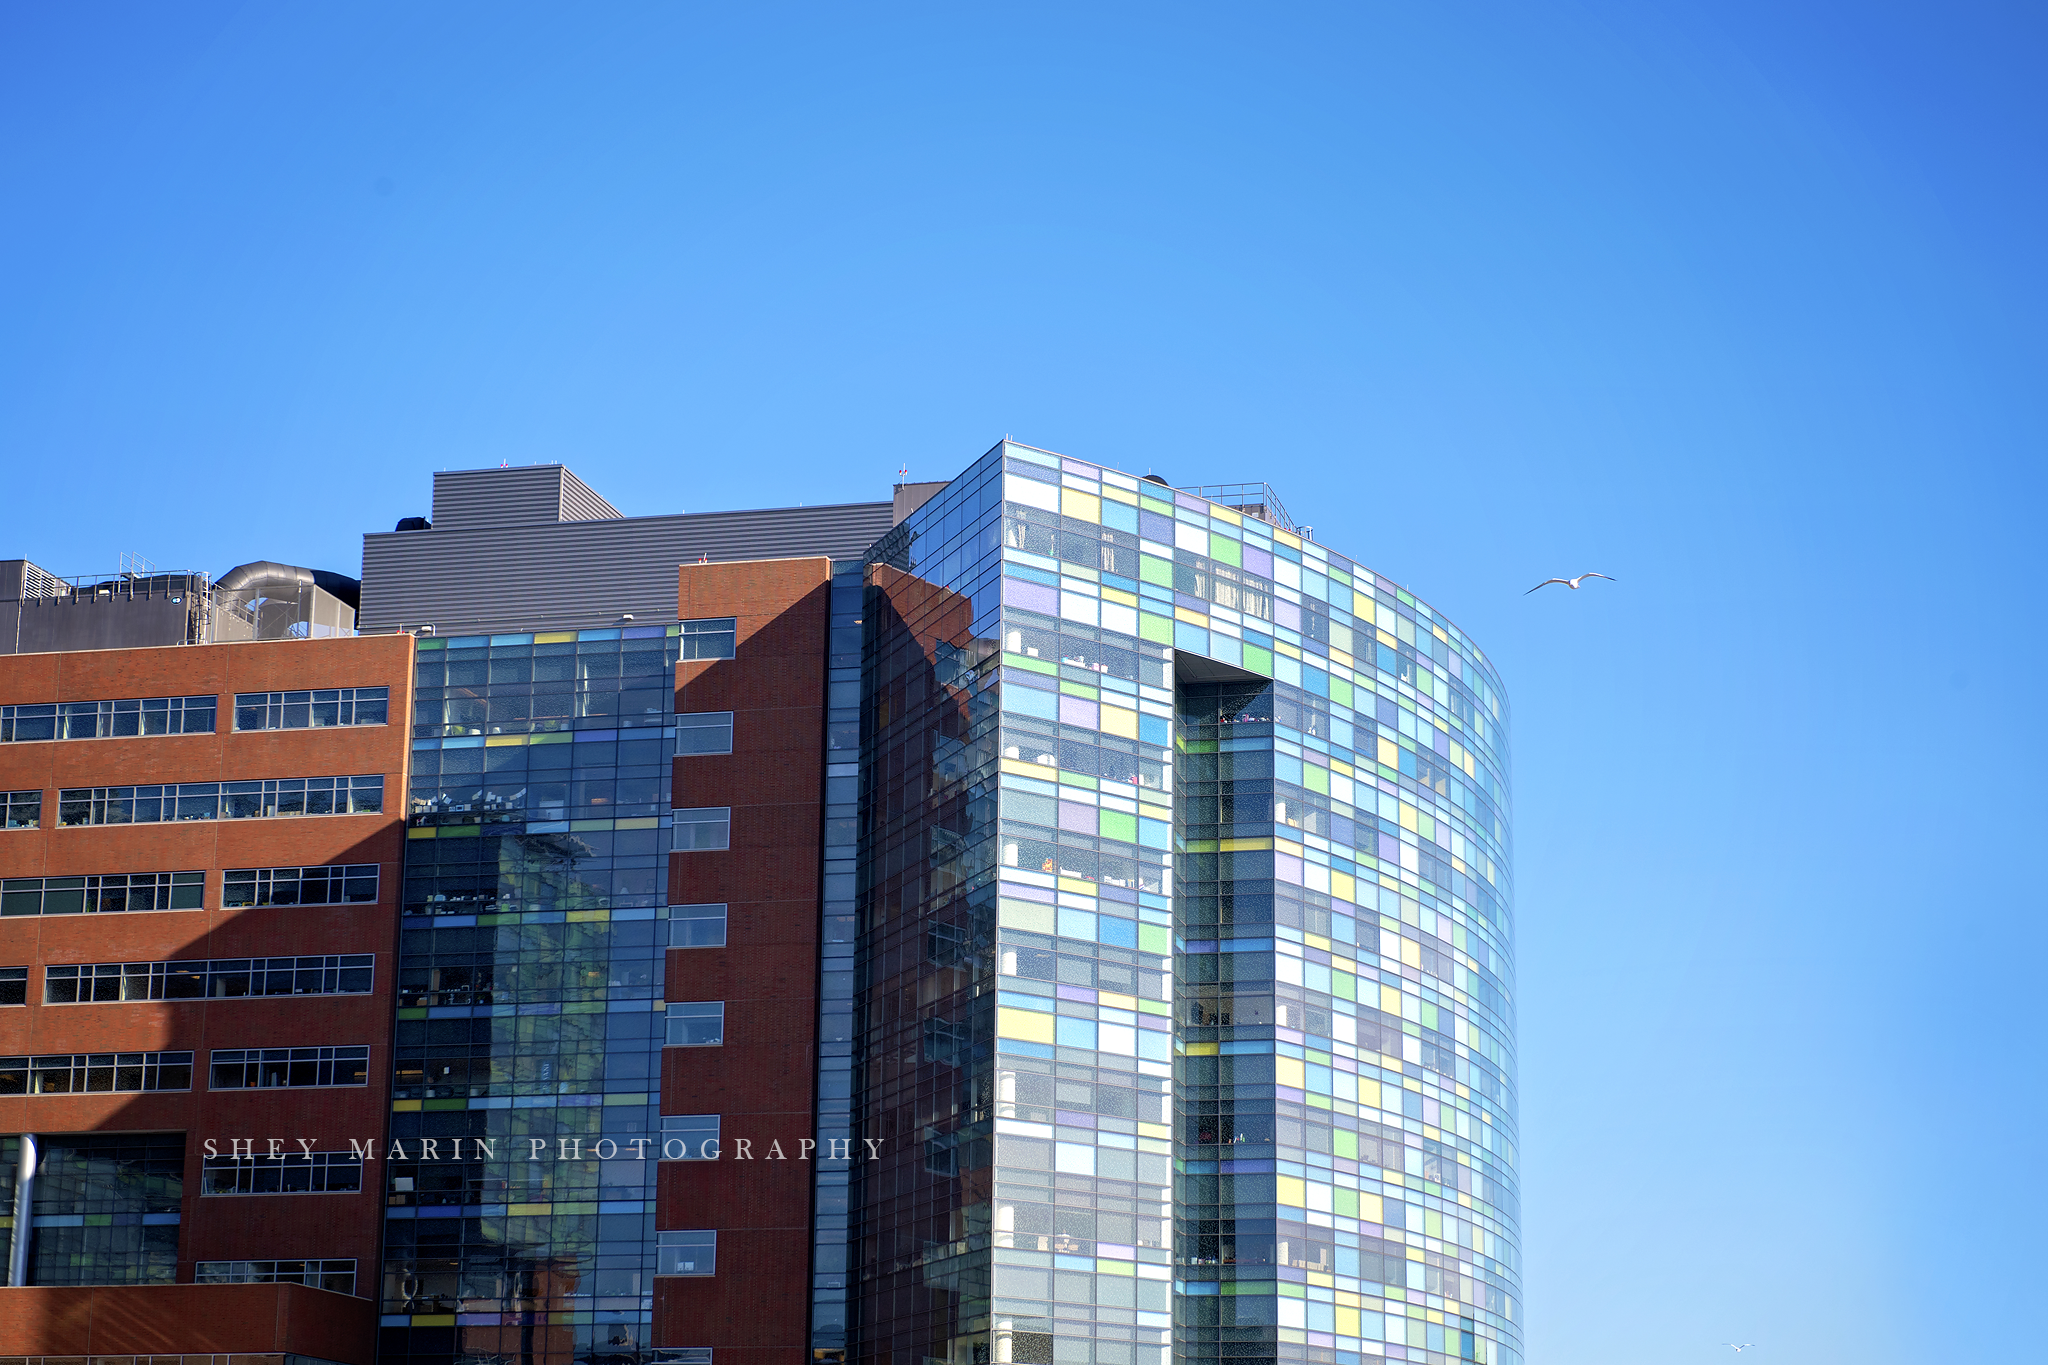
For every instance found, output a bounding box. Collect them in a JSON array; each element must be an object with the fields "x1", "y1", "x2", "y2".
[
  {"x1": 0, "y1": 687, "x2": 388, "y2": 742},
  {"x1": 0, "y1": 1046, "x2": 370, "y2": 1095},
  {"x1": 196, "y1": 1258, "x2": 357, "y2": 1294},
  {"x1": 0, "y1": 865, "x2": 378, "y2": 917},
  {"x1": 0, "y1": 779, "x2": 385, "y2": 830},
  {"x1": 38, "y1": 955, "x2": 375, "y2": 1003},
  {"x1": 59, "y1": 777, "x2": 386, "y2": 825},
  {"x1": 201, "y1": 1152, "x2": 362, "y2": 1194},
  {"x1": 0, "y1": 1050, "x2": 193, "y2": 1094}
]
